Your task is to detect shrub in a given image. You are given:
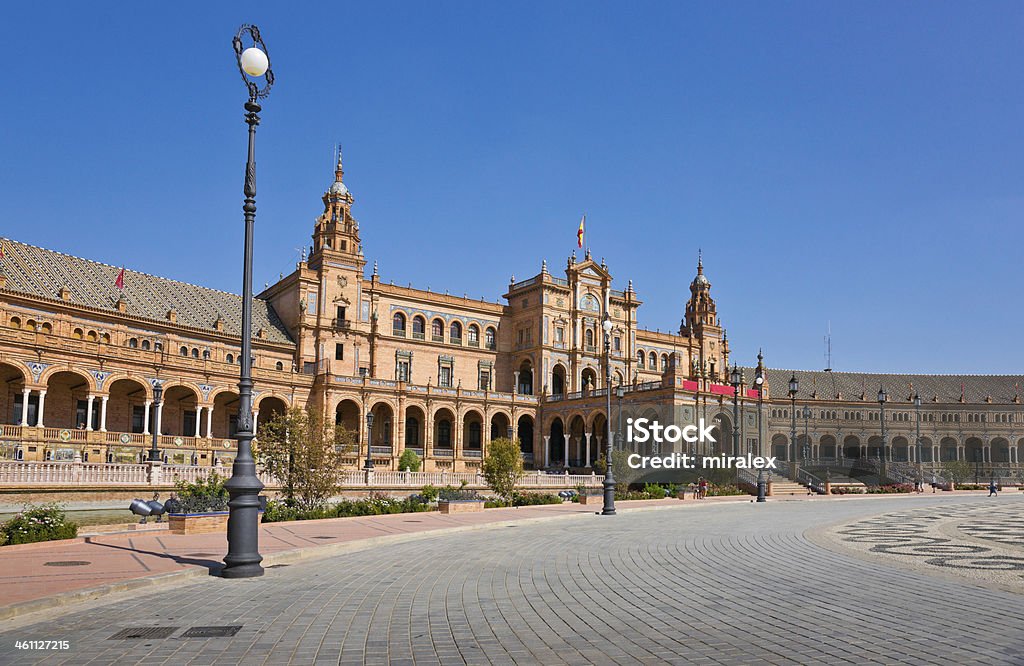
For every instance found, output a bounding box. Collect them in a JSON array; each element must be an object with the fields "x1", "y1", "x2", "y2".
[
  {"x1": 262, "y1": 492, "x2": 434, "y2": 523},
  {"x1": 511, "y1": 492, "x2": 562, "y2": 506},
  {"x1": 438, "y1": 485, "x2": 480, "y2": 501},
  {"x1": 865, "y1": 484, "x2": 914, "y2": 494},
  {"x1": 643, "y1": 483, "x2": 668, "y2": 499},
  {"x1": 831, "y1": 486, "x2": 865, "y2": 495},
  {"x1": 398, "y1": 449, "x2": 422, "y2": 472},
  {"x1": 173, "y1": 473, "x2": 230, "y2": 513},
  {"x1": 706, "y1": 484, "x2": 745, "y2": 497},
  {"x1": 1, "y1": 504, "x2": 78, "y2": 546},
  {"x1": 420, "y1": 484, "x2": 440, "y2": 502}
]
